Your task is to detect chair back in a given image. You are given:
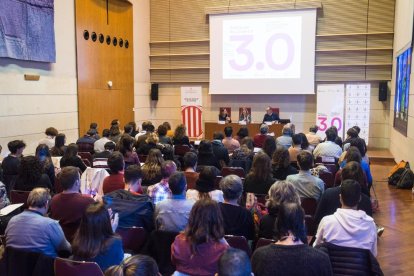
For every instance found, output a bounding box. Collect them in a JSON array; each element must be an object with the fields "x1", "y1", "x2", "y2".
[
  {"x1": 225, "y1": 235, "x2": 251, "y2": 256},
  {"x1": 116, "y1": 227, "x2": 147, "y2": 254},
  {"x1": 315, "y1": 156, "x2": 339, "y2": 175},
  {"x1": 79, "y1": 152, "x2": 93, "y2": 165},
  {"x1": 10, "y1": 190, "x2": 30, "y2": 207},
  {"x1": 301, "y1": 197, "x2": 317, "y2": 216},
  {"x1": 174, "y1": 145, "x2": 191, "y2": 156},
  {"x1": 5, "y1": 247, "x2": 55, "y2": 276},
  {"x1": 77, "y1": 143, "x2": 94, "y2": 154},
  {"x1": 81, "y1": 159, "x2": 91, "y2": 167},
  {"x1": 255, "y1": 238, "x2": 275, "y2": 251},
  {"x1": 92, "y1": 158, "x2": 109, "y2": 168},
  {"x1": 221, "y1": 167, "x2": 245, "y2": 178},
  {"x1": 319, "y1": 171, "x2": 334, "y2": 189},
  {"x1": 54, "y1": 257, "x2": 103, "y2": 276}
]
